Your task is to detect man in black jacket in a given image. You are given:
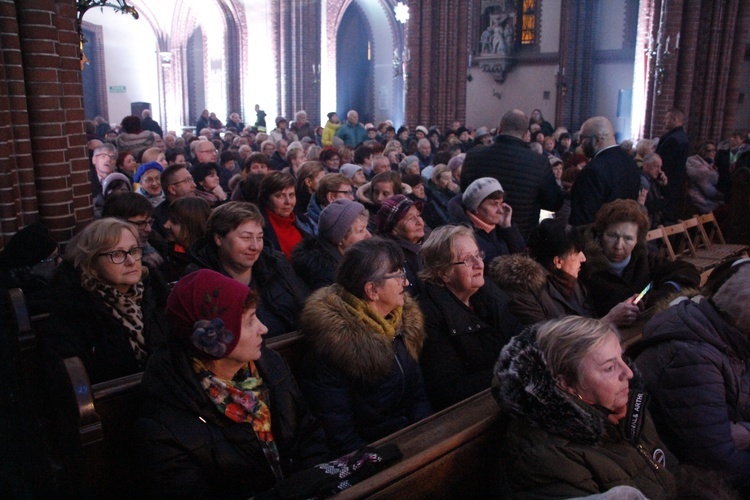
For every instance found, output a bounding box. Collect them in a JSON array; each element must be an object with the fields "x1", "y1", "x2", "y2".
[
  {"x1": 461, "y1": 109, "x2": 562, "y2": 239},
  {"x1": 655, "y1": 108, "x2": 689, "y2": 219},
  {"x1": 569, "y1": 116, "x2": 640, "y2": 226}
]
